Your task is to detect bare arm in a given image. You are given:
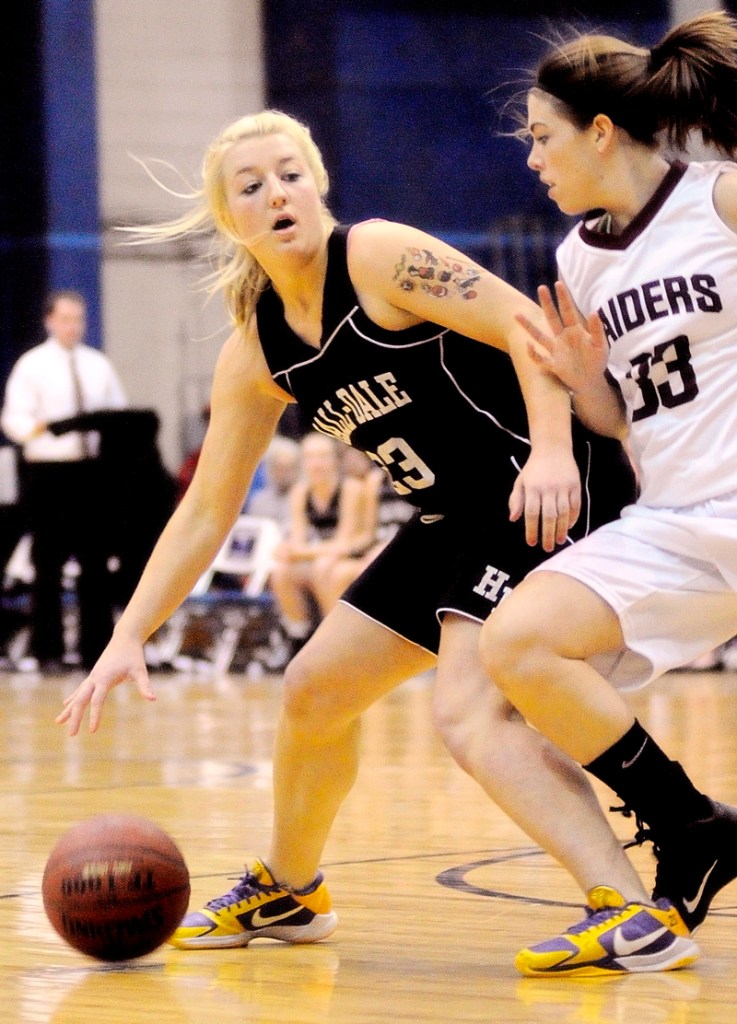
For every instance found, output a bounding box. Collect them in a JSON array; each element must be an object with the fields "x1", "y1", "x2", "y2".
[
  {"x1": 57, "y1": 324, "x2": 287, "y2": 734},
  {"x1": 517, "y1": 282, "x2": 628, "y2": 440},
  {"x1": 713, "y1": 168, "x2": 737, "y2": 233},
  {"x1": 347, "y1": 219, "x2": 580, "y2": 550}
]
